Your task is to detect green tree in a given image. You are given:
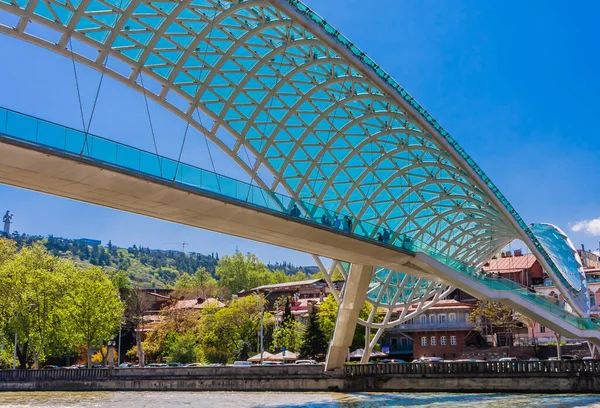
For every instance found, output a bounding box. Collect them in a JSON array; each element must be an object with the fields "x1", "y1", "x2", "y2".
[
  {"x1": 165, "y1": 332, "x2": 199, "y2": 364},
  {"x1": 122, "y1": 286, "x2": 153, "y2": 367},
  {"x1": 142, "y1": 307, "x2": 201, "y2": 362},
  {"x1": 317, "y1": 294, "x2": 339, "y2": 341},
  {"x1": 299, "y1": 308, "x2": 328, "y2": 359},
  {"x1": 109, "y1": 270, "x2": 132, "y2": 295},
  {"x1": 0, "y1": 243, "x2": 72, "y2": 368},
  {"x1": 469, "y1": 300, "x2": 519, "y2": 350},
  {"x1": 67, "y1": 266, "x2": 124, "y2": 368},
  {"x1": 174, "y1": 267, "x2": 218, "y2": 299},
  {"x1": 272, "y1": 319, "x2": 303, "y2": 353},
  {"x1": 198, "y1": 295, "x2": 273, "y2": 363},
  {"x1": 215, "y1": 252, "x2": 272, "y2": 295}
]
